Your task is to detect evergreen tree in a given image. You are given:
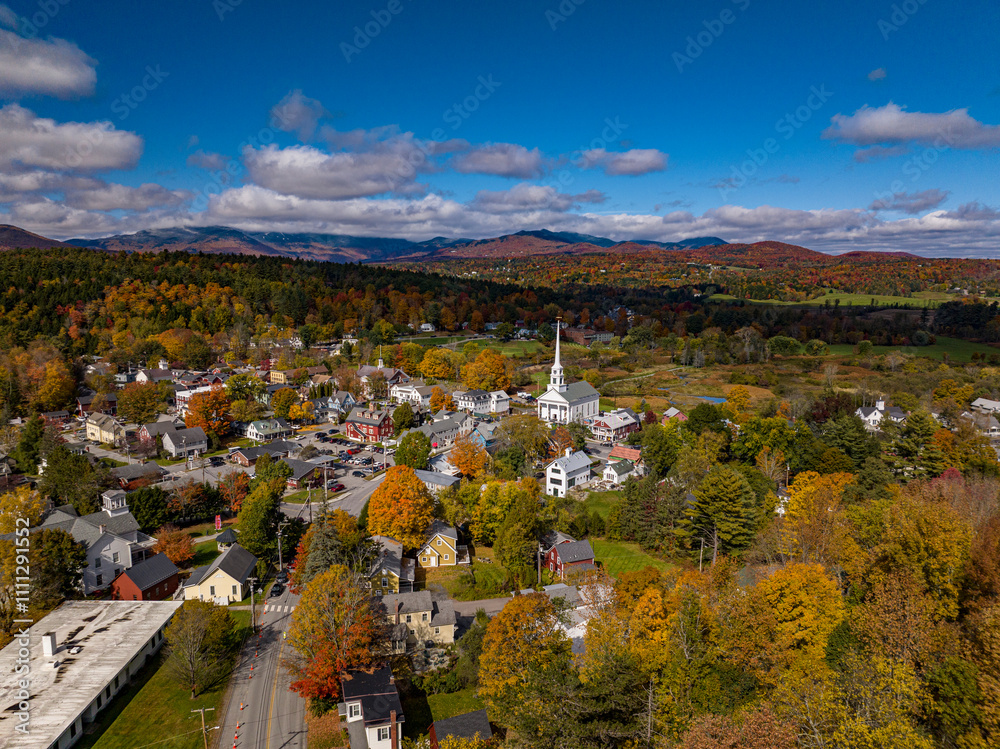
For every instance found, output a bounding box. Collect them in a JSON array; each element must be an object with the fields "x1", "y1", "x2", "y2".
[
  {"x1": 12, "y1": 414, "x2": 45, "y2": 473},
  {"x1": 392, "y1": 402, "x2": 415, "y2": 436},
  {"x1": 237, "y1": 478, "x2": 283, "y2": 559},
  {"x1": 679, "y1": 465, "x2": 757, "y2": 564},
  {"x1": 302, "y1": 515, "x2": 343, "y2": 584}
]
